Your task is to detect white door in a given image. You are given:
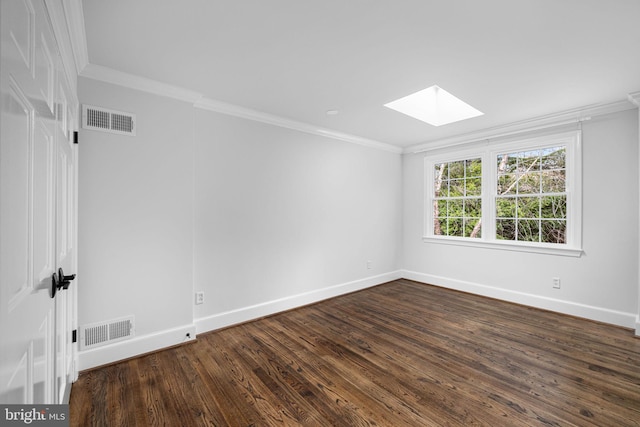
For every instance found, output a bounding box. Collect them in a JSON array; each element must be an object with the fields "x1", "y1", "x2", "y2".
[
  {"x1": 54, "y1": 73, "x2": 77, "y2": 403},
  {"x1": 0, "y1": 0, "x2": 77, "y2": 404}
]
